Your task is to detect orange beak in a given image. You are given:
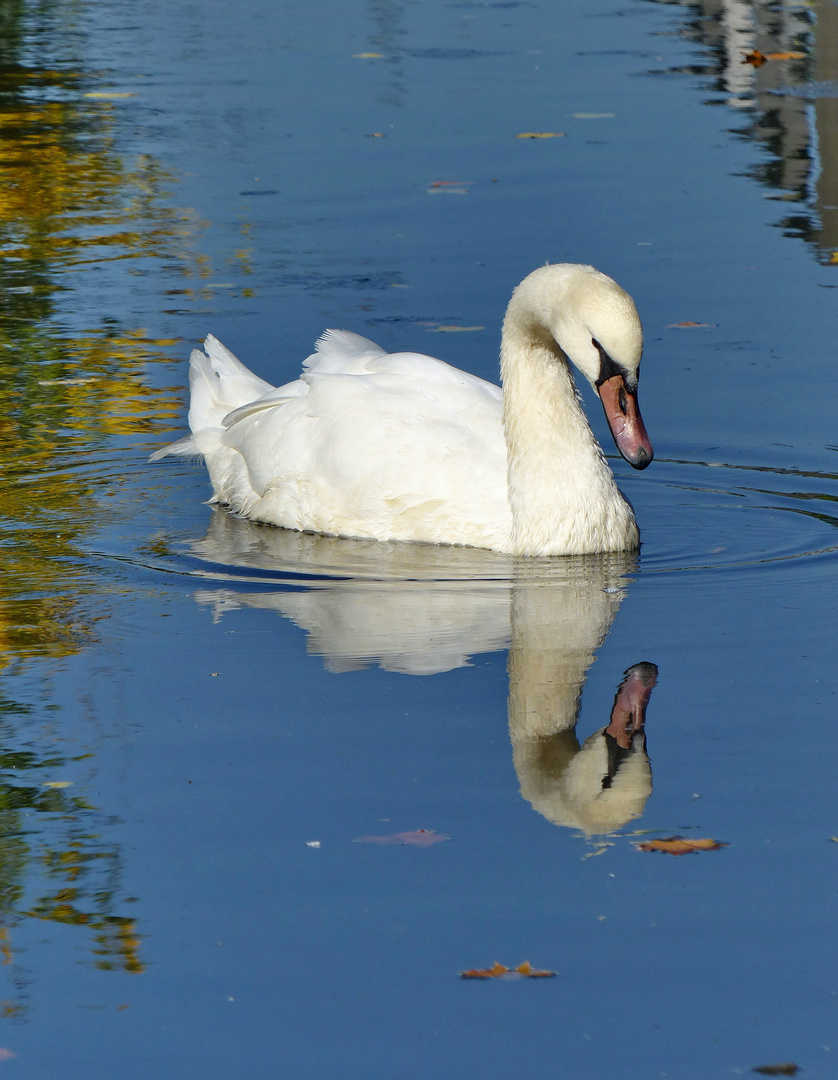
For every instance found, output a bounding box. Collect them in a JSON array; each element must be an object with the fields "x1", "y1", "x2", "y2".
[{"x1": 597, "y1": 374, "x2": 654, "y2": 470}]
